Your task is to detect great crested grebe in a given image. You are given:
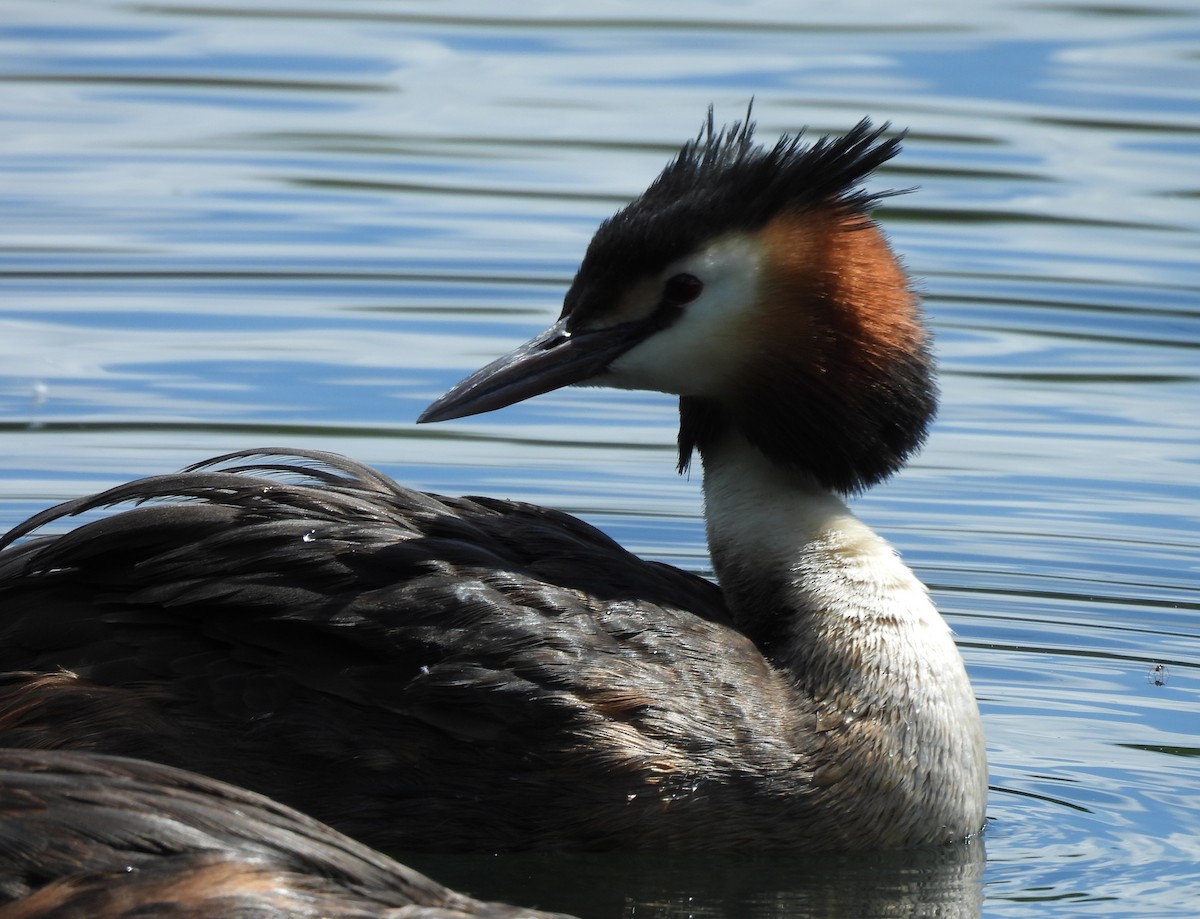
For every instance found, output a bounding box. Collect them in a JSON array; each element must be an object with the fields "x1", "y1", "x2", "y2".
[
  {"x1": 0, "y1": 114, "x2": 986, "y2": 851},
  {"x1": 0, "y1": 749, "x2": 573, "y2": 919}
]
